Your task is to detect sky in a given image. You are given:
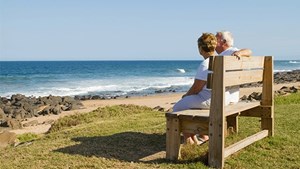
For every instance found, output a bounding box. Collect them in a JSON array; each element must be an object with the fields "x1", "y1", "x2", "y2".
[{"x1": 0, "y1": 0, "x2": 299, "y2": 61}]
